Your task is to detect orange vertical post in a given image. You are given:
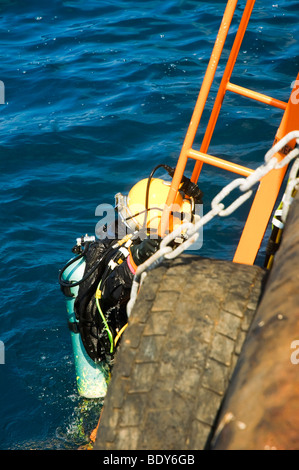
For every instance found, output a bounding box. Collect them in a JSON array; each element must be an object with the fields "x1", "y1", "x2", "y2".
[{"x1": 233, "y1": 74, "x2": 299, "y2": 265}]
